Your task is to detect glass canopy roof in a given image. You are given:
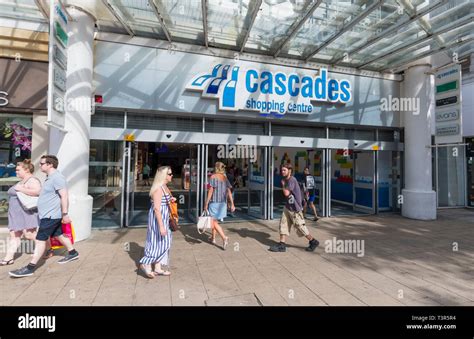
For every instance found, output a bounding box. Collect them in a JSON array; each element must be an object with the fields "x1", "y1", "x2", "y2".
[{"x1": 1, "y1": 0, "x2": 473, "y2": 73}]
